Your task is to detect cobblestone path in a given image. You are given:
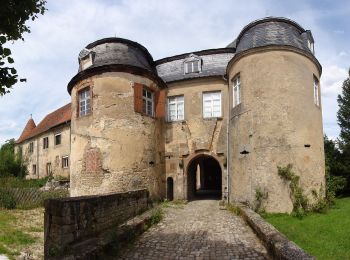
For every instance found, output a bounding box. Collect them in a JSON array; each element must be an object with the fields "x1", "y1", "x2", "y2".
[{"x1": 119, "y1": 200, "x2": 269, "y2": 260}]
